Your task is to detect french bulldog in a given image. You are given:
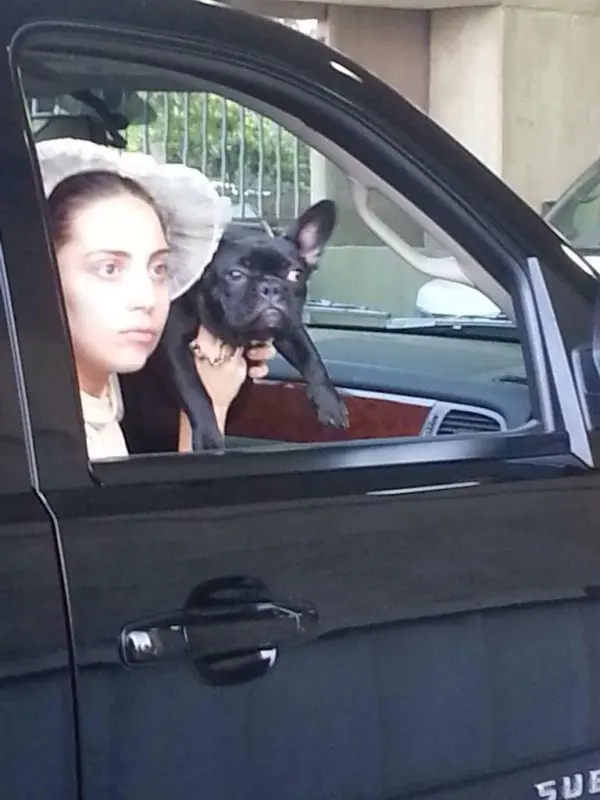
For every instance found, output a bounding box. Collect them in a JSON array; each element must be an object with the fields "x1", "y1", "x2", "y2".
[{"x1": 120, "y1": 199, "x2": 349, "y2": 453}]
